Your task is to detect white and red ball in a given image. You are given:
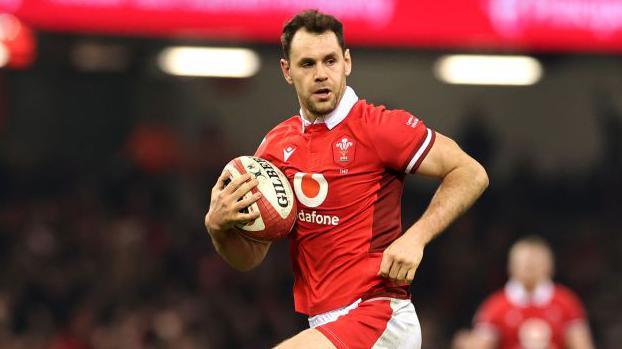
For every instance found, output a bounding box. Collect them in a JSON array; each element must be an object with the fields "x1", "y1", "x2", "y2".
[{"x1": 224, "y1": 156, "x2": 296, "y2": 241}]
